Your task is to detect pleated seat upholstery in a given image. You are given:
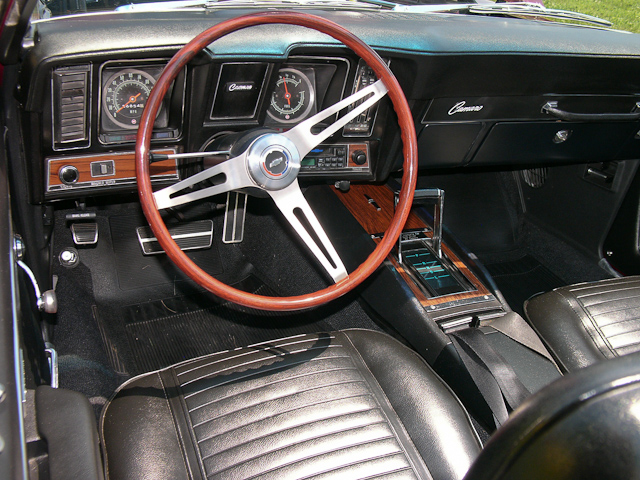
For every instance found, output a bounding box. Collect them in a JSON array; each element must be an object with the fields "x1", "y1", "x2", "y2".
[
  {"x1": 100, "y1": 329, "x2": 482, "y2": 480},
  {"x1": 525, "y1": 276, "x2": 640, "y2": 372}
]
